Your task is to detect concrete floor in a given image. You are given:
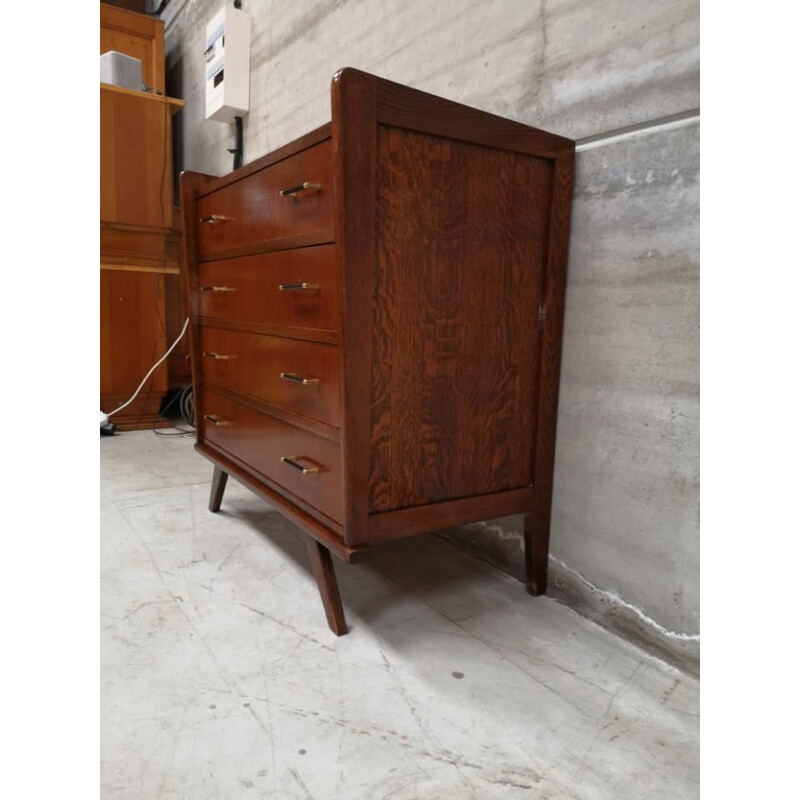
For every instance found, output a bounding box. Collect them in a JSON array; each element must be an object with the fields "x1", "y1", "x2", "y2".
[{"x1": 101, "y1": 431, "x2": 699, "y2": 799}]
